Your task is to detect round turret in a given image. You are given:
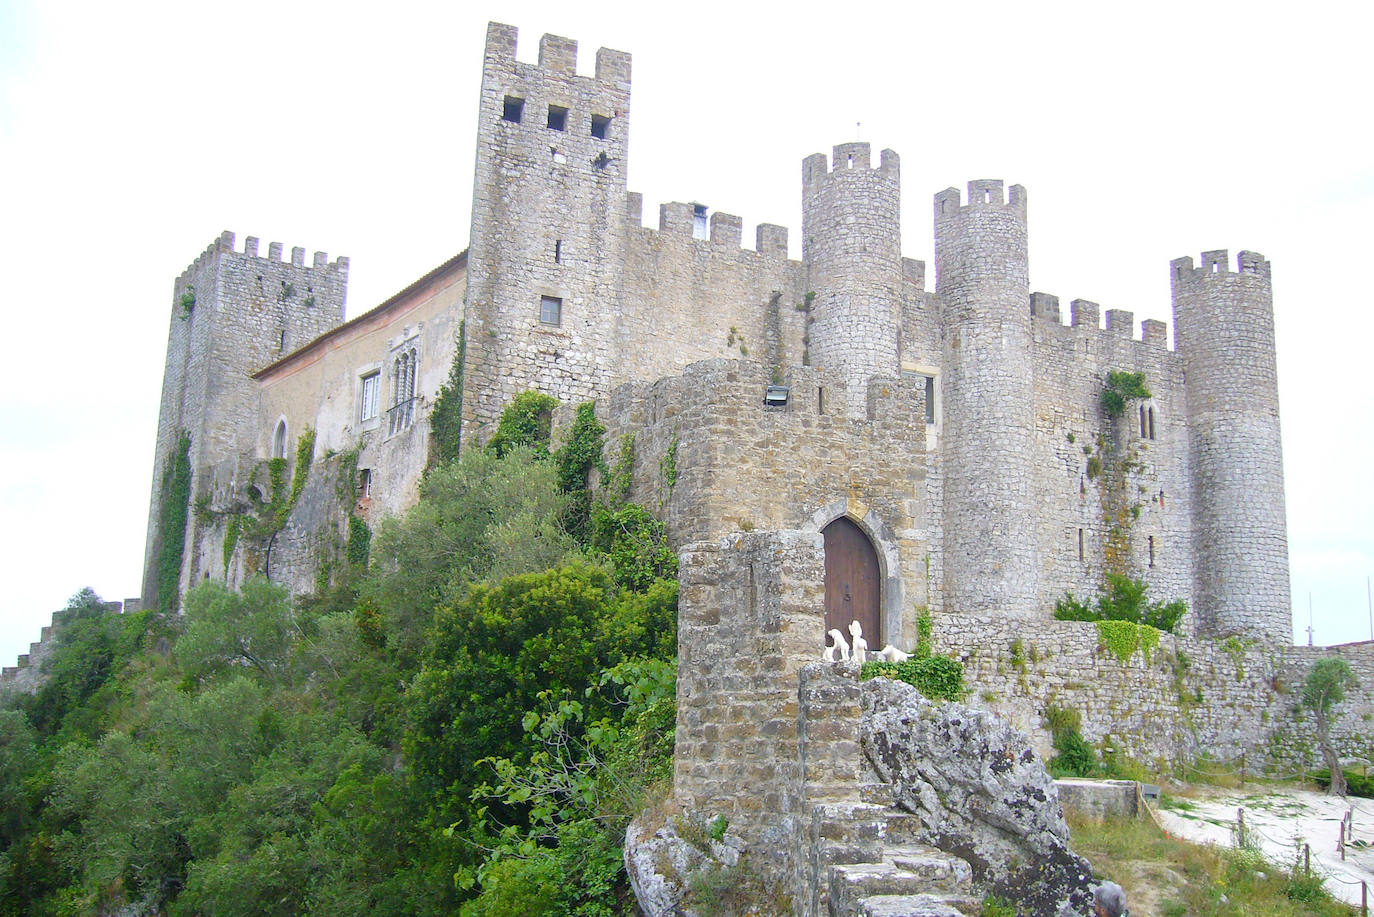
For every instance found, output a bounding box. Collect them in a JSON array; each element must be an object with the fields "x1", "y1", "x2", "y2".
[
  {"x1": 801, "y1": 143, "x2": 902, "y2": 415},
  {"x1": 934, "y1": 180, "x2": 1036, "y2": 616},
  {"x1": 1171, "y1": 250, "x2": 1290, "y2": 642}
]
